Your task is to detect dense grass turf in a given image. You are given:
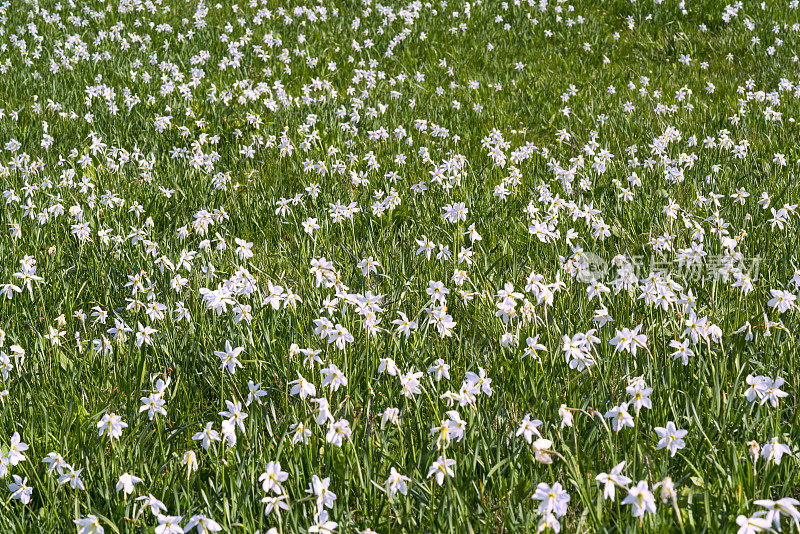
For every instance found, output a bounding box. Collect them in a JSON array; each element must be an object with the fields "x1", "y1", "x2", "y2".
[{"x1": 0, "y1": 0, "x2": 798, "y2": 532}]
